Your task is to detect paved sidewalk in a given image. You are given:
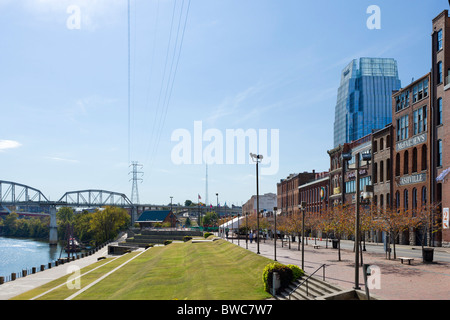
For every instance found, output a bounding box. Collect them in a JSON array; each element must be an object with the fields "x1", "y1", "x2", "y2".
[
  {"x1": 225, "y1": 237, "x2": 450, "y2": 300},
  {"x1": 0, "y1": 244, "x2": 112, "y2": 300}
]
